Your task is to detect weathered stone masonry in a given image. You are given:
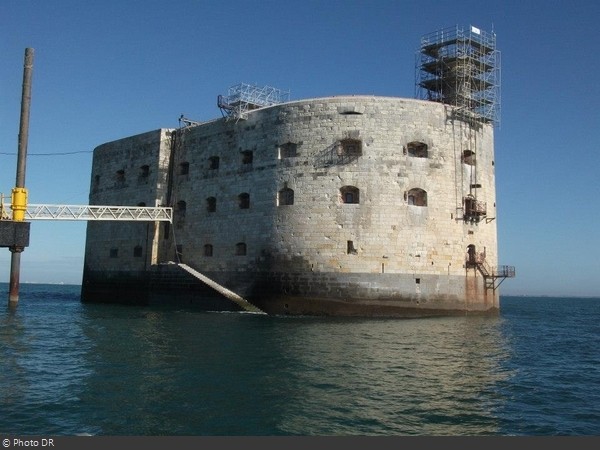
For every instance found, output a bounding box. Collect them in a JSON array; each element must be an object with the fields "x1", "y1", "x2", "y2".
[{"x1": 82, "y1": 96, "x2": 500, "y2": 316}]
